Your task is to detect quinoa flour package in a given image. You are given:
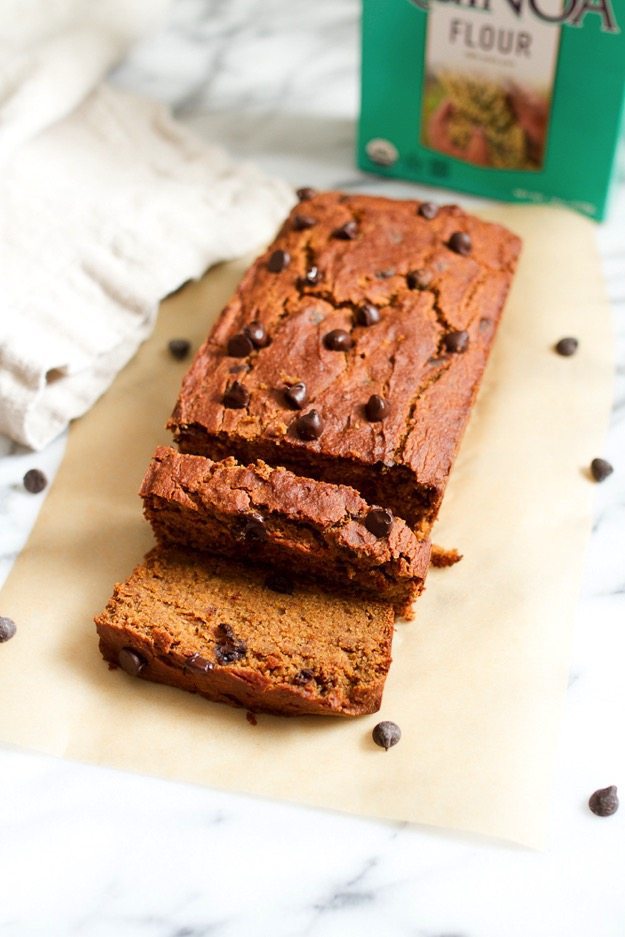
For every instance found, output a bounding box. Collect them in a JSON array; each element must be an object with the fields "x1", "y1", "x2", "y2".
[{"x1": 359, "y1": 0, "x2": 625, "y2": 218}]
